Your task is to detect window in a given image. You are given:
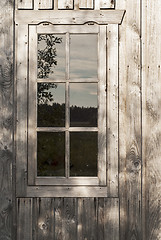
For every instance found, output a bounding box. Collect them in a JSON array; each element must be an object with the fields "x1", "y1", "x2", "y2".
[
  {"x1": 15, "y1": 10, "x2": 124, "y2": 197},
  {"x1": 28, "y1": 25, "x2": 106, "y2": 186}
]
